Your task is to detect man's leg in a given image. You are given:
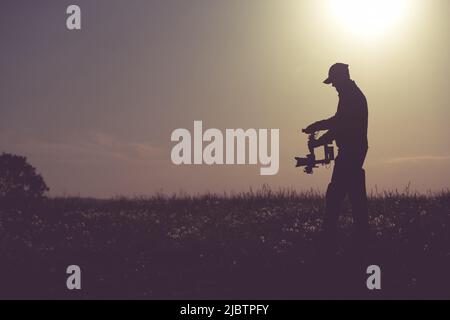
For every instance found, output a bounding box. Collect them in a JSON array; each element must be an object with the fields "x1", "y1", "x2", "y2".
[
  {"x1": 322, "y1": 159, "x2": 347, "y2": 253},
  {"x1": 348, "y1": 168, "x2": 369, "y2": 253}
]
